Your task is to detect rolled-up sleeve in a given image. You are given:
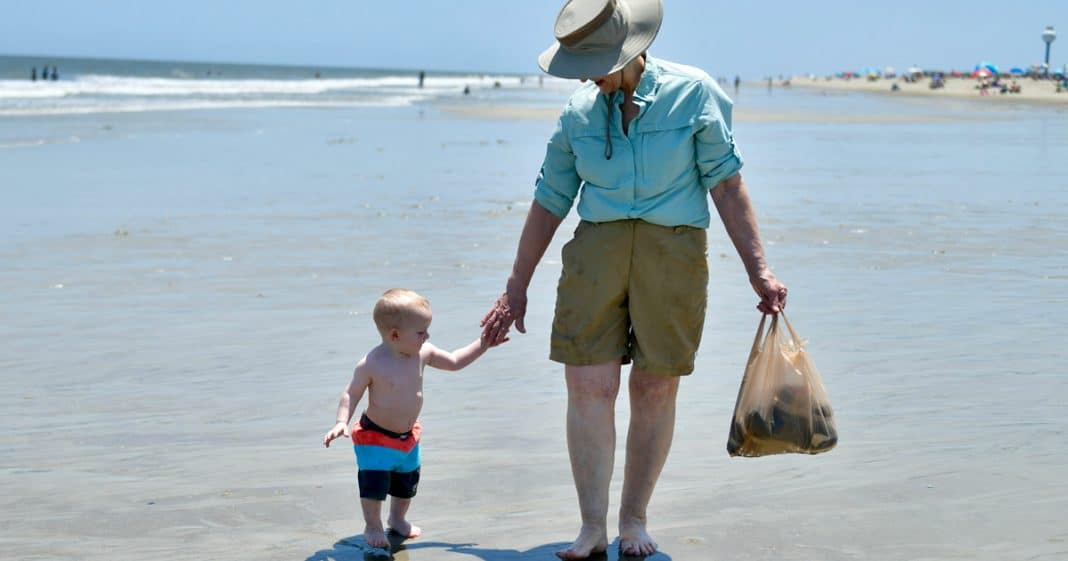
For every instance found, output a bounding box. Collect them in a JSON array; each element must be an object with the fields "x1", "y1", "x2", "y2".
[
  {"x1": 533, "y1": 114, "x2": 581, "y2": 219},
  {"x1": 694, "y1": 81, "x2": 743, "y2": 190}
]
